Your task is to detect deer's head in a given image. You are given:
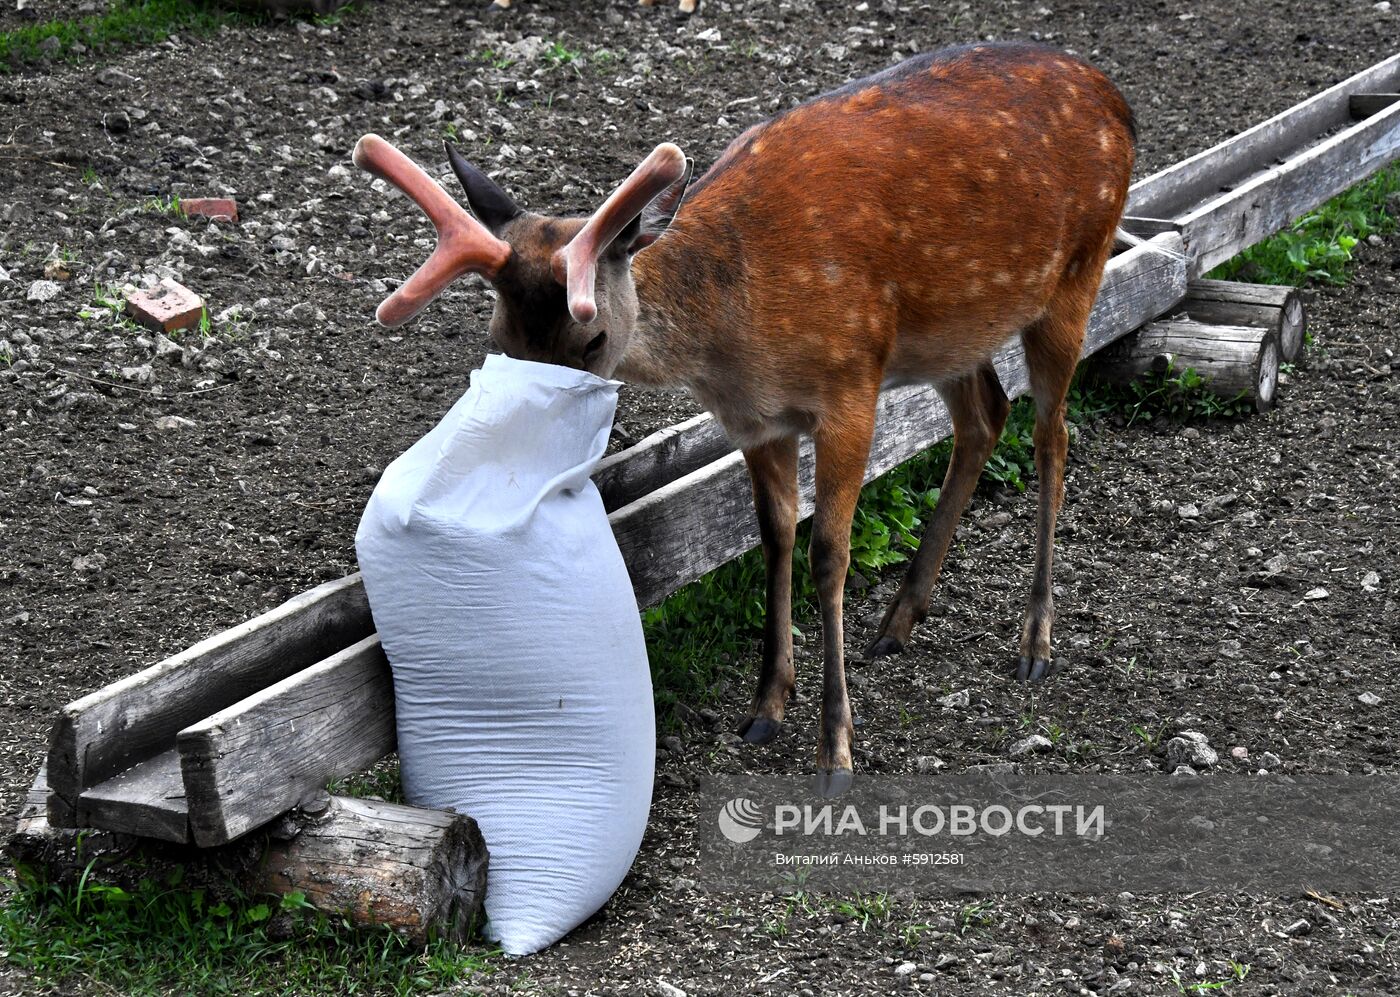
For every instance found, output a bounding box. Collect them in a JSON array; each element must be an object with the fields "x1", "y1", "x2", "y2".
[{"x1": 353, "y1": 134, "x2": 689, "y2": 376}]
